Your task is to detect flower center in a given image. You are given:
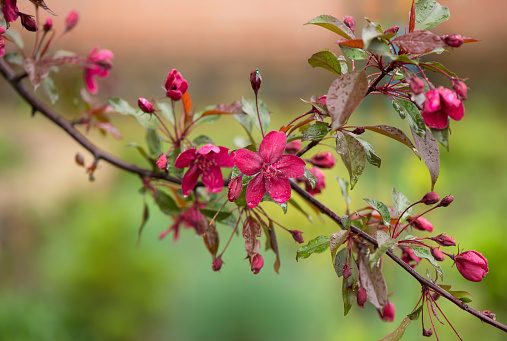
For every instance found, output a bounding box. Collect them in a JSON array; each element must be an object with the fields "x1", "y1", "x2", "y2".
[
  {"x1": 198, "y1": 156, "x2": 214, "y2": 171},
  {"x1": 263, "y1": 164, "x2": 280, "y2": 179}
]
